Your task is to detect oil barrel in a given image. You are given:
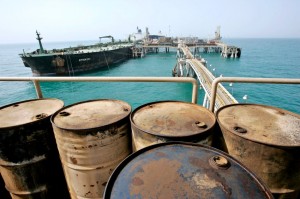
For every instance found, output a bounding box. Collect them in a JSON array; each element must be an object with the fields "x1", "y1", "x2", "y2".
[
  {"x1": 216, "y1": 104, "x2": 300, "y2": 198},
  {"x1": 0, "y1": 98, "x2": 69, "y2": 199},
  {"x1": 130, "y1": 101, "x2": 216, "y2": 151},
  {"x1": 51, "y1": 99, "x2": 132, "y2": 199},
  {"x1": 0, "y1": 172, "x2": 11, "y2": 199},
  {"x1": 104, "y1": 142, "x2": 273, "y2": 199}
]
